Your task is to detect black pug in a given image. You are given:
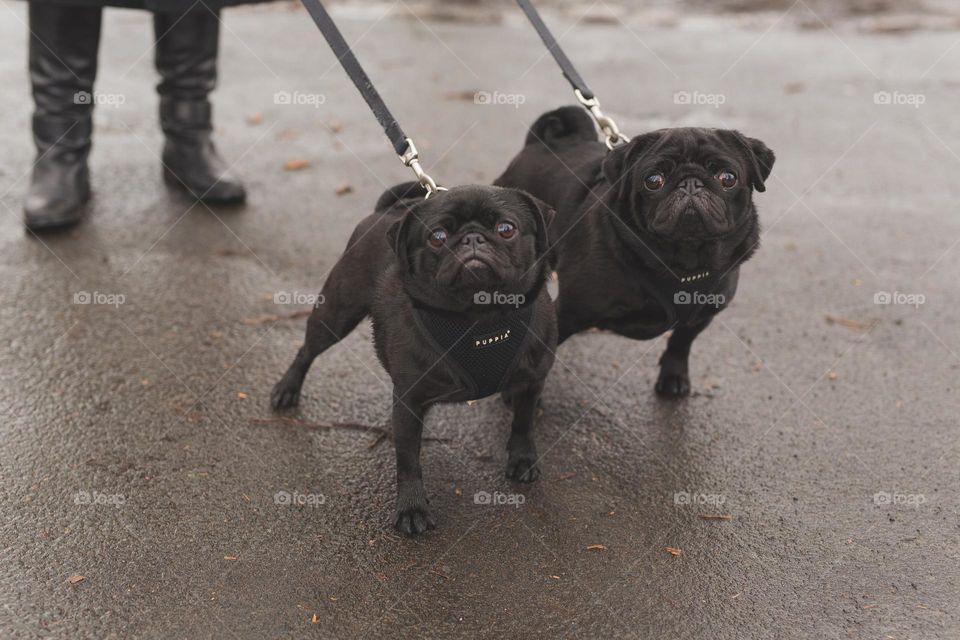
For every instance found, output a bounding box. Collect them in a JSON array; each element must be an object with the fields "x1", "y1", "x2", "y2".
[
  {"x1": 271, "y1": 182, "x2": 557, "y2": 534},
  {"x1": 495, "y1": 106, "x2": 774, "y2": 396}
]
